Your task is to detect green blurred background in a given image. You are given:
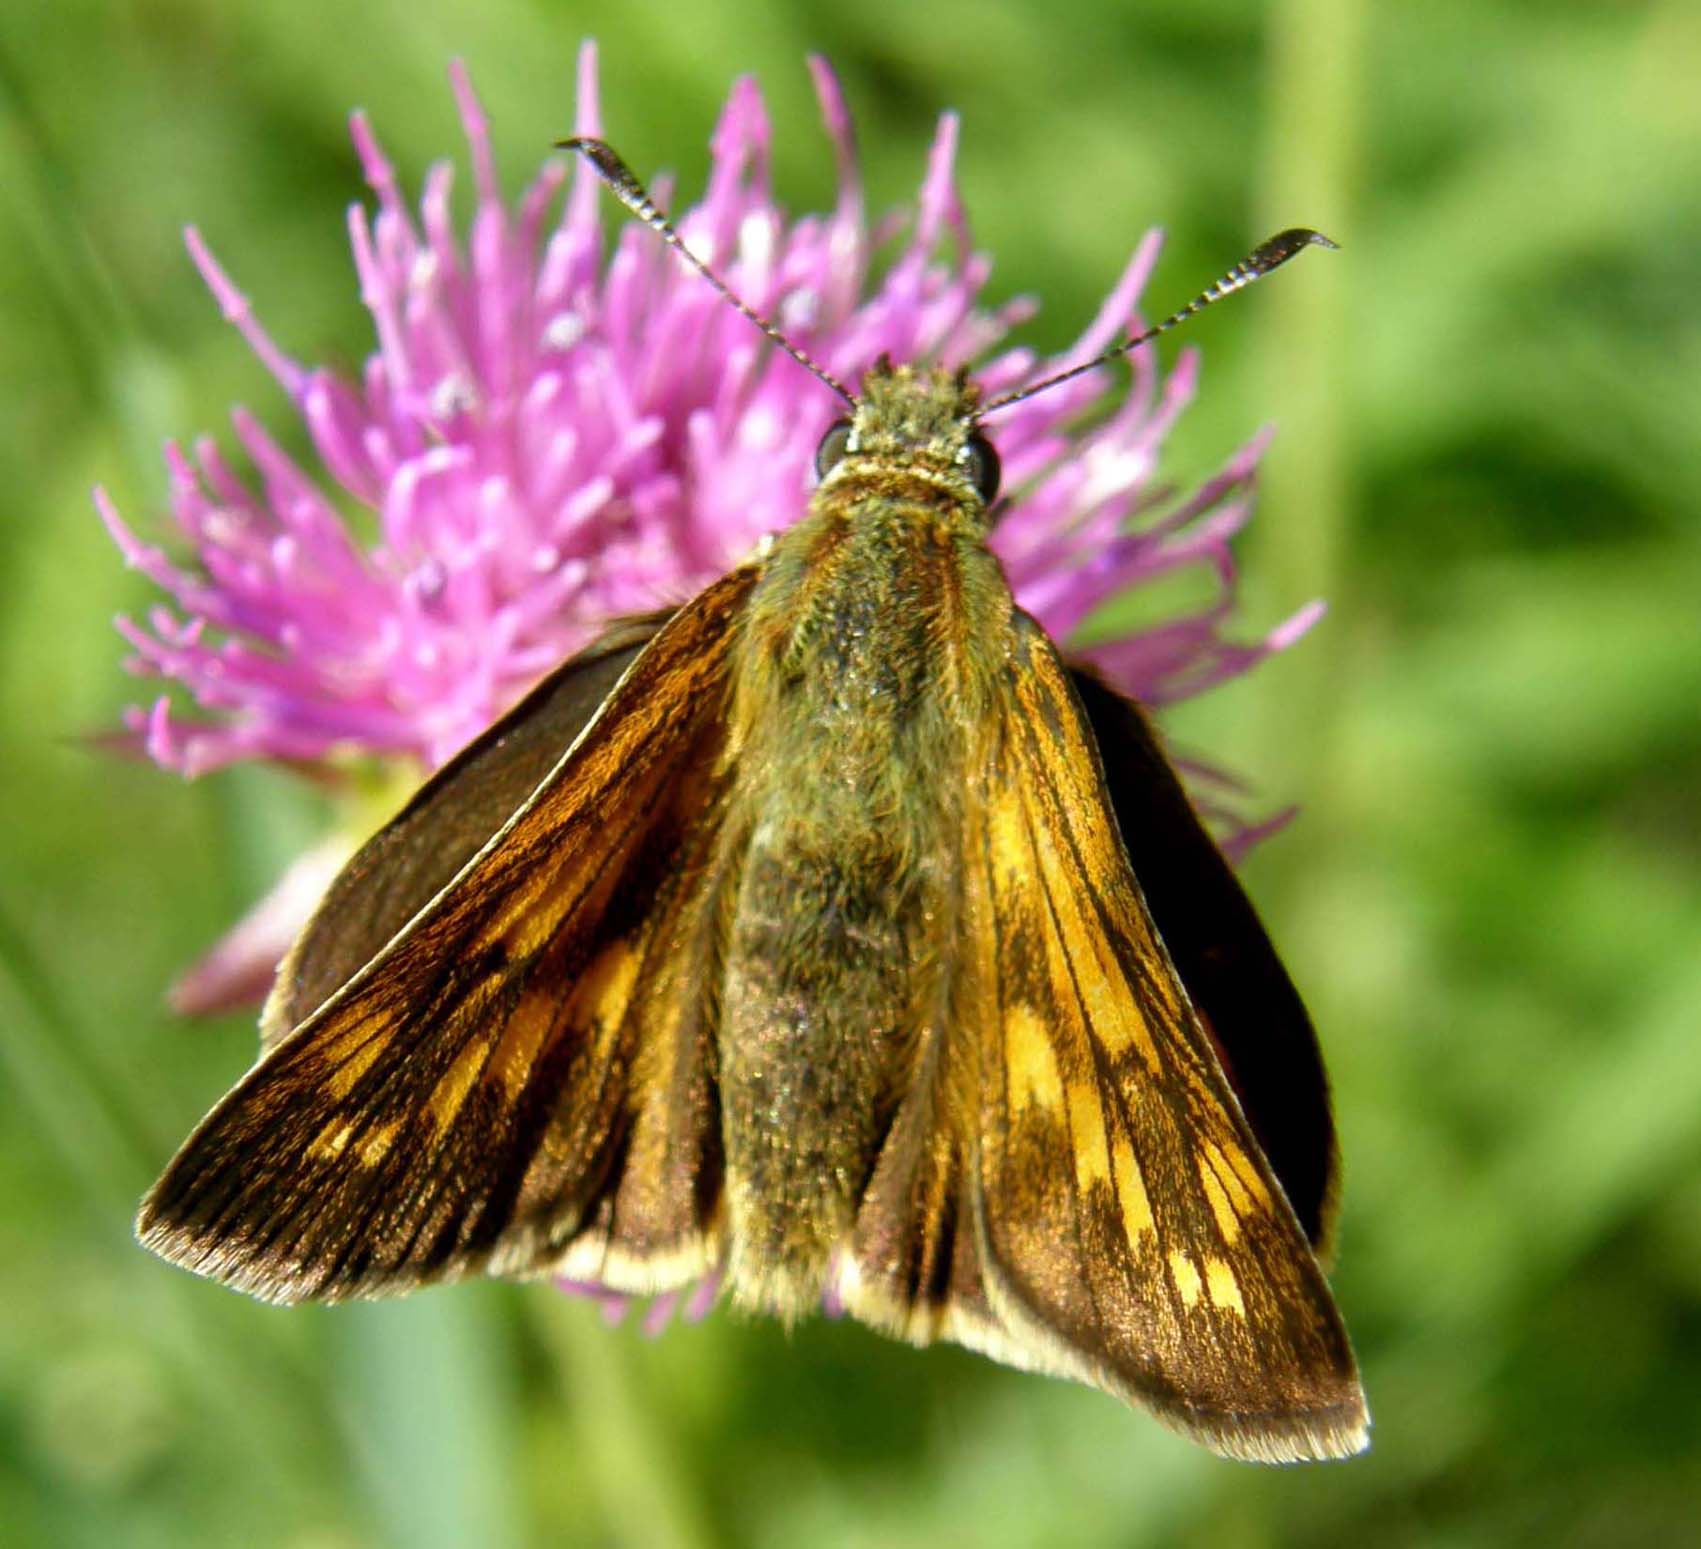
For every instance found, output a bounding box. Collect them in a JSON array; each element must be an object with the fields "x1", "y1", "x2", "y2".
[{"x1": 4, "y1": 1, "x2": 1698, "y2": 1544}]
